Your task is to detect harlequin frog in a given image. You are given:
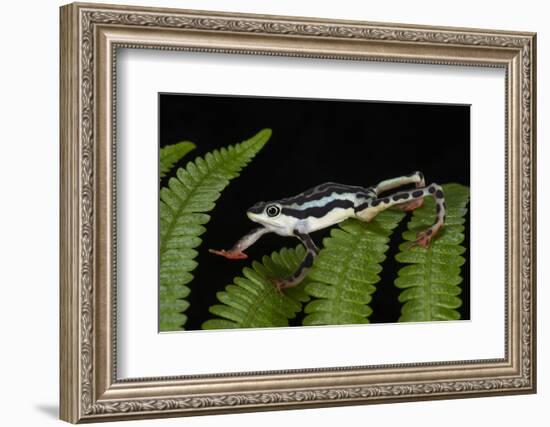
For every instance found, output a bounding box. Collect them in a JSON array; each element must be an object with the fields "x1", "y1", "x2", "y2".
[{"x1": 210, "y1": 171, "x2": 445, "y2": 292}]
